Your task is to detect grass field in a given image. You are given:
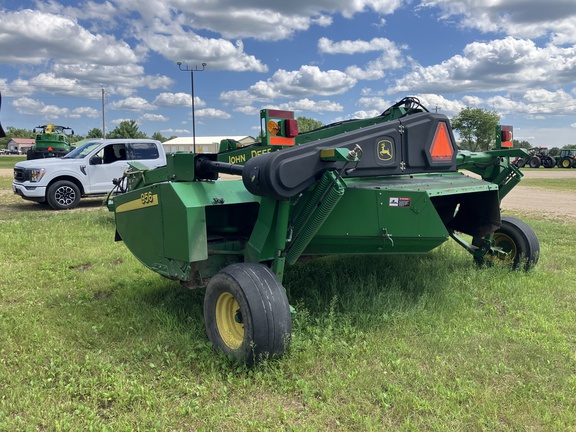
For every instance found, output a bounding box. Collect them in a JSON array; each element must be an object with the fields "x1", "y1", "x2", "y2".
[
  {"x1": 0, "y1": 155, "x2": 25, "y2": 169},
  {"x1": 1, "y1": 164, "x2": 576, "y2": 430}
]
